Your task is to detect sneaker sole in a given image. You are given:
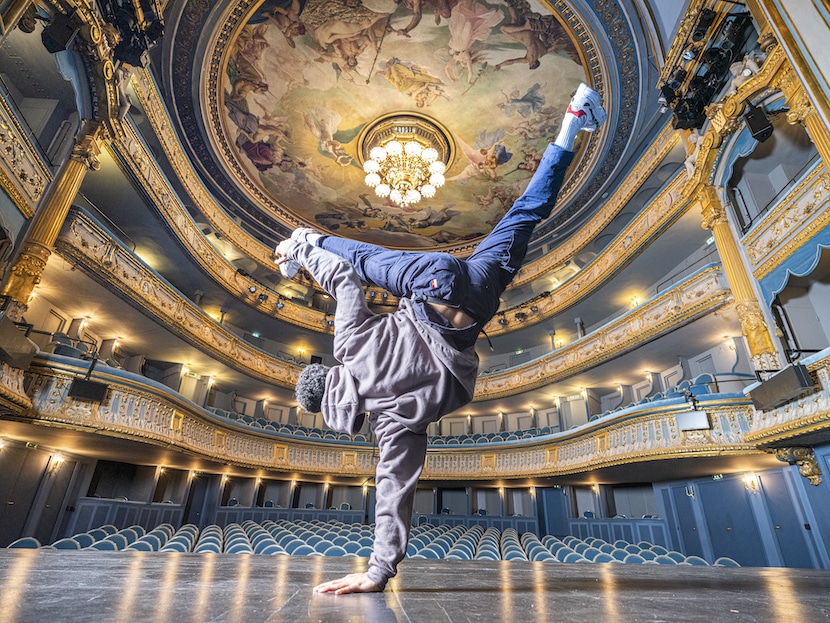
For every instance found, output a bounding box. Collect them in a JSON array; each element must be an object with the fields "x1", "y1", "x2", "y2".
[{"x1": 573, "y1": 83, "x2": 607, "y2": 131}]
